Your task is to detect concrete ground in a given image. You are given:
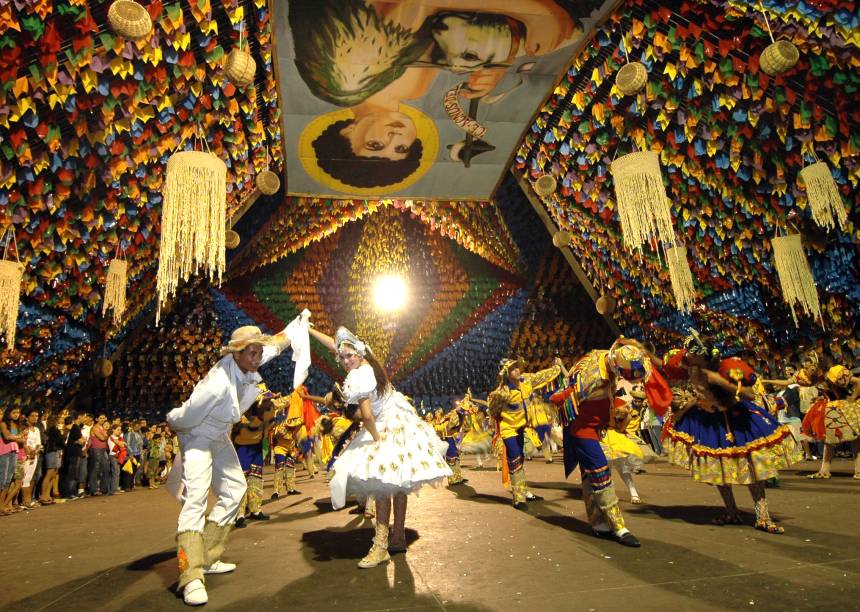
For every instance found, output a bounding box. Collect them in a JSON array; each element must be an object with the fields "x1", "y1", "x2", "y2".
[{"x1": 2, "y1": 455, "x2": 858, "y2": 612}]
